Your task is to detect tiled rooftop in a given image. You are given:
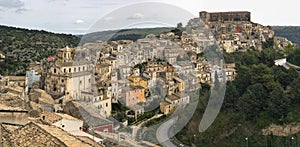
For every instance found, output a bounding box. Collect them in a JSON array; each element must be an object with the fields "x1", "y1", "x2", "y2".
[
  {"x1": 42, "y1": 111, "x2": 82, "y2": 124},
  {"x1": 8, "y1": 122, "x2": 91, "y2": 147}
]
